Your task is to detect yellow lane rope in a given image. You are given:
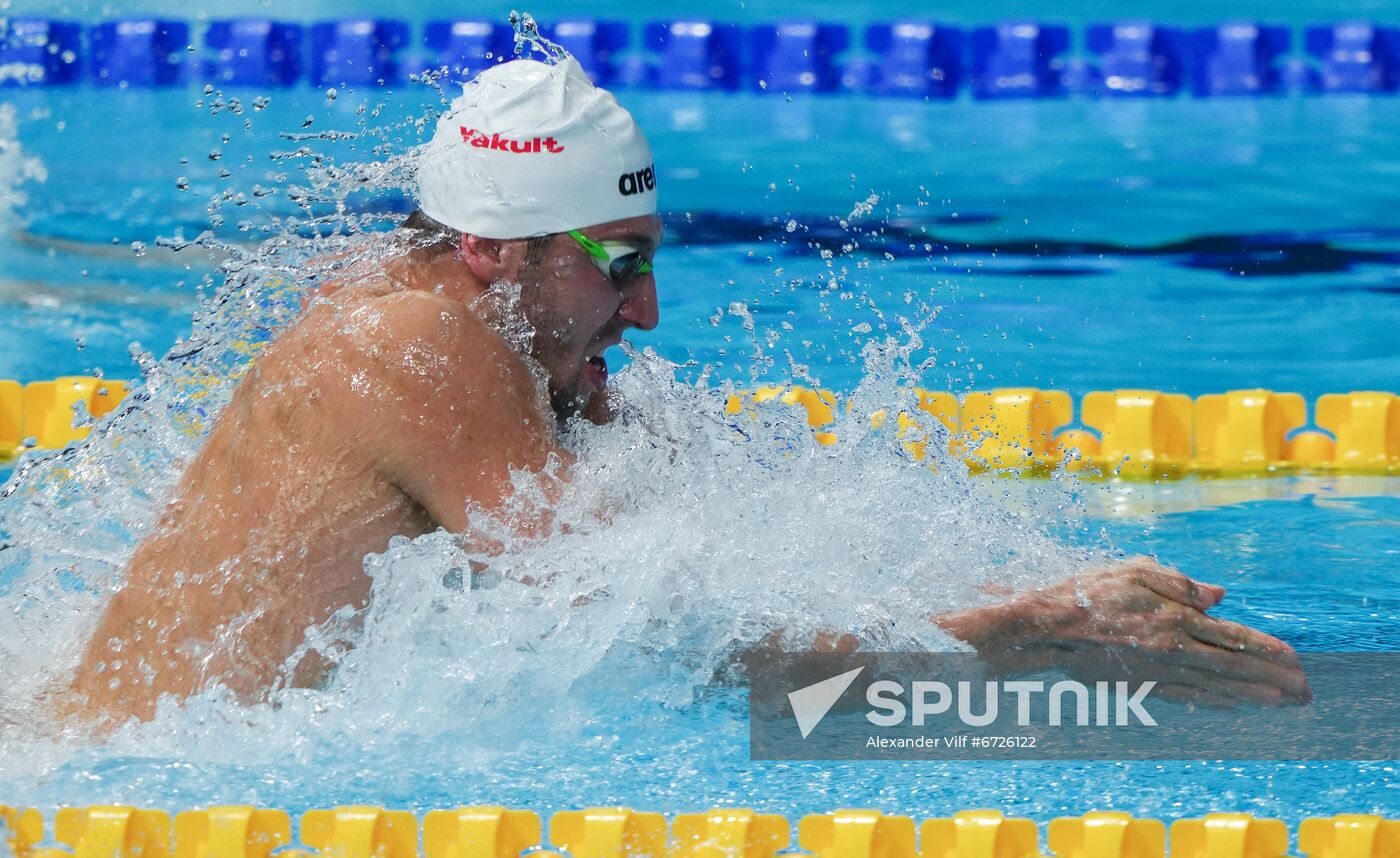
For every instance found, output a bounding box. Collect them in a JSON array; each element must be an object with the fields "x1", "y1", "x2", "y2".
[
  {"x1": 2, "y1": 805, "x2": 1396, "y2": 858},
  {"x1": 728, "y1": 385, "x2": 1400, "y2": 478},
  {"x1": 2, "y1": 378, "x2": 1397, "y2": 479}
]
